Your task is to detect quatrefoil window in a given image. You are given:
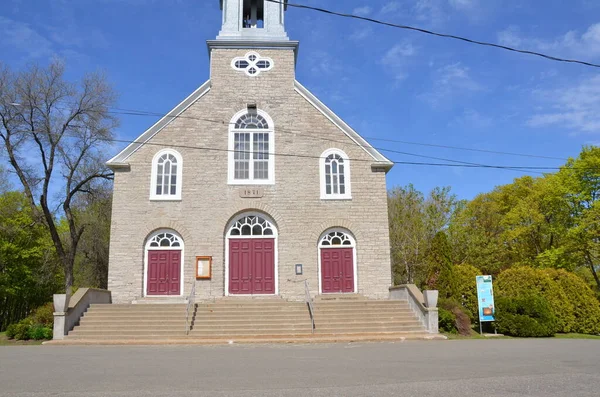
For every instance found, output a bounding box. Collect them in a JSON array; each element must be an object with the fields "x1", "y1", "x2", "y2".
[{"x1": 231, "y1": 52, "x2": 274, "y2": 76}]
